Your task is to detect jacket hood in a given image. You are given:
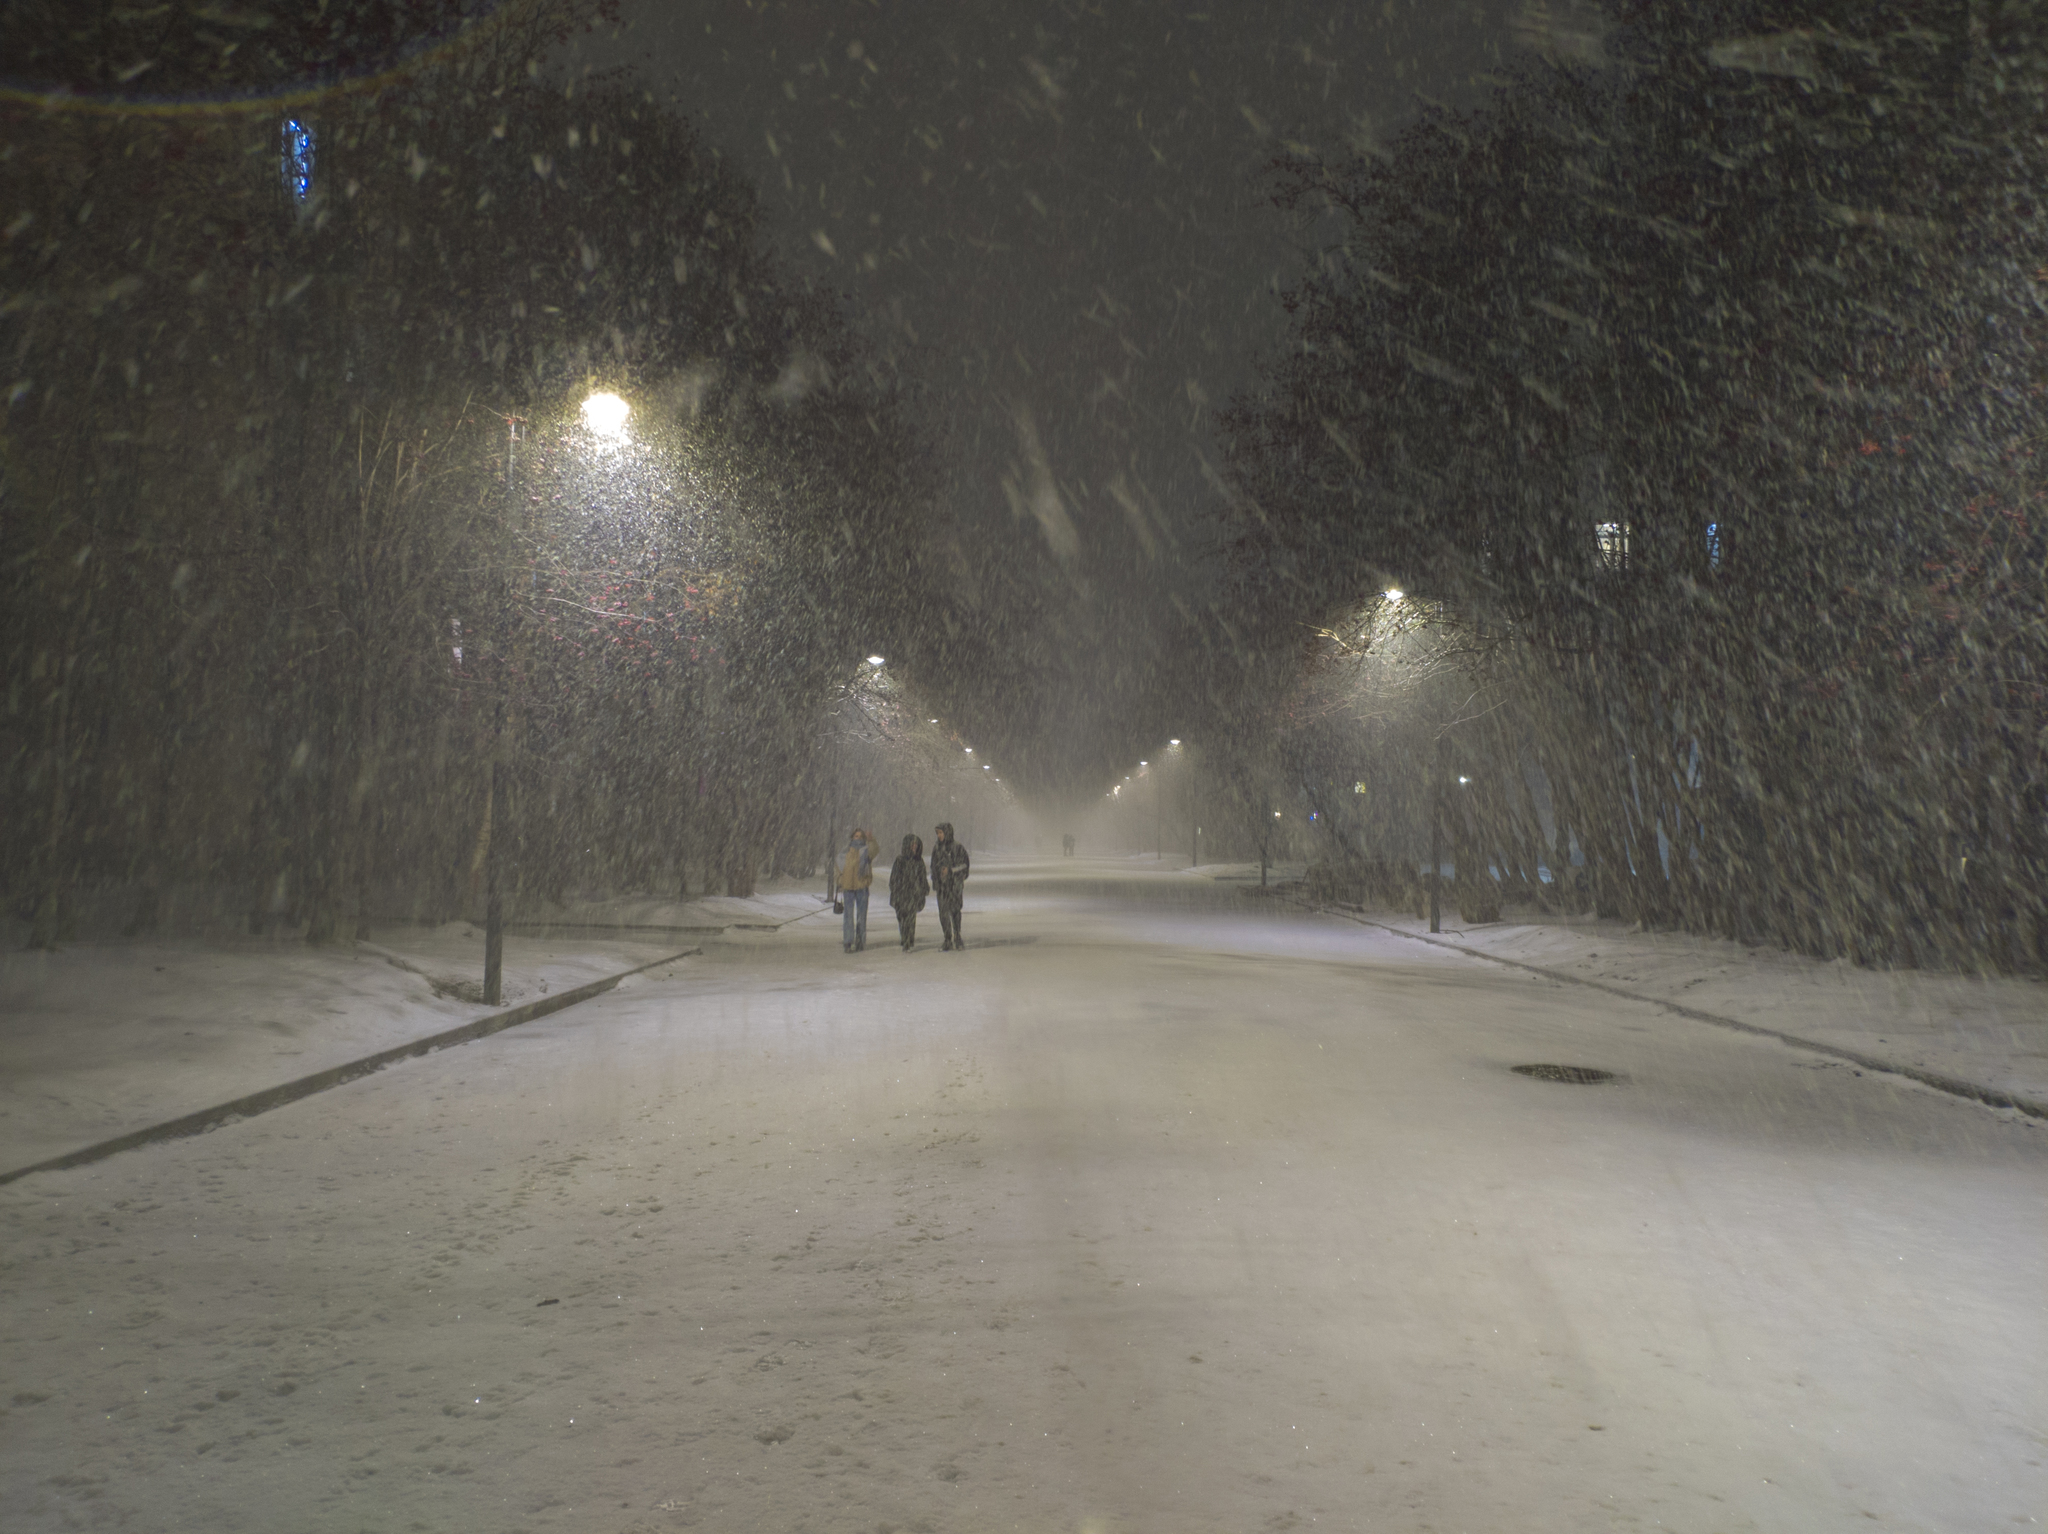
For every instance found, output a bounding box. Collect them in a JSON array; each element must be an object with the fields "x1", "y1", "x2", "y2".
[
  {"x1": 899, "y1": 833, "x2": 919, "y2": 855},
  {"x1": 935, "y1": 822, "x2": 954, "y2": 840}
]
